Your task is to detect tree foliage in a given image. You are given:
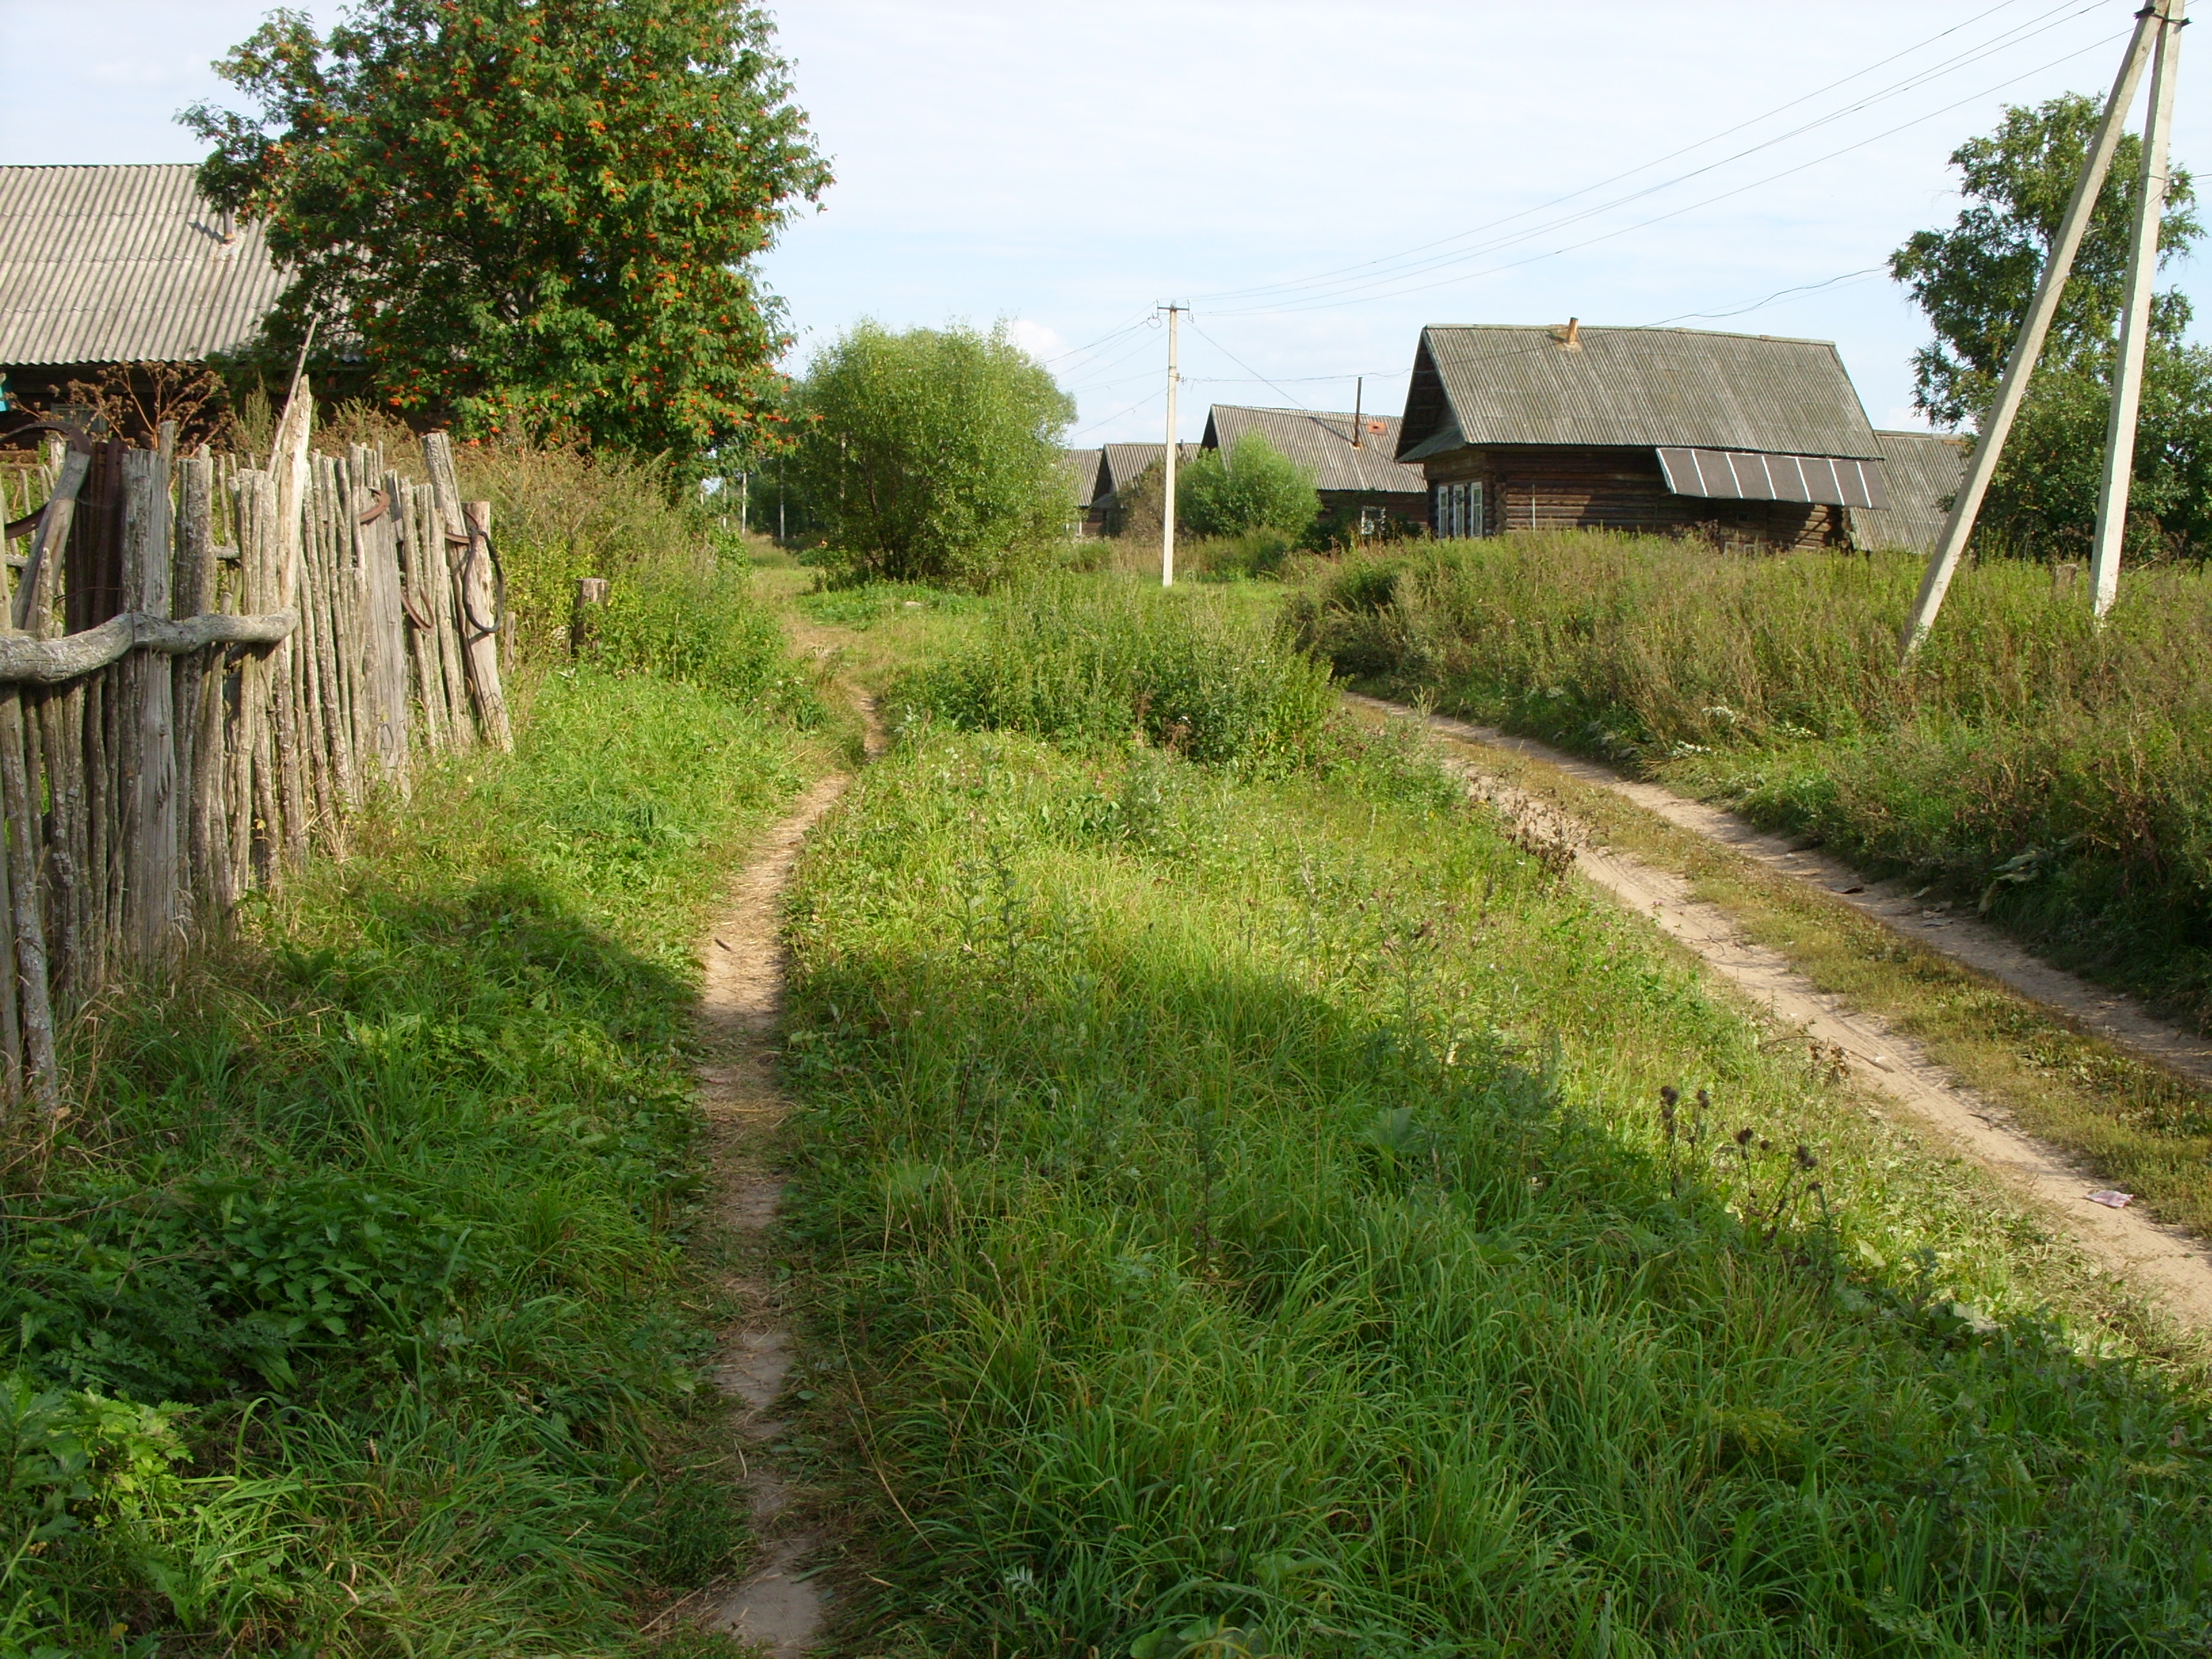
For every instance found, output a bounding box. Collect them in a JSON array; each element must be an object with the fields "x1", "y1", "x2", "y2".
[
  {"x1": 1893, "y1": 93, "x2": 2212, "y2": 559},
  {"x1": 1179, "y1": 434, "x2": 1321, "y2": 539},
  {"x1": 795, "y1": 322, "x2": 1076, "y2": 590},
  {"x1": 184, "y1": 1, "x2": 830, "y2": 461},
  {"x1": 1891, "y1": 93, "x2": 2198, "y2": 427}
]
